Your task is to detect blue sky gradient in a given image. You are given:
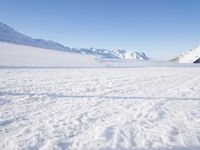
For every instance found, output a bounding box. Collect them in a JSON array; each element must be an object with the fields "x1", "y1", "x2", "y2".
[{"x1": 0, "y1": 0, "x2": 200, "y2": 59}]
